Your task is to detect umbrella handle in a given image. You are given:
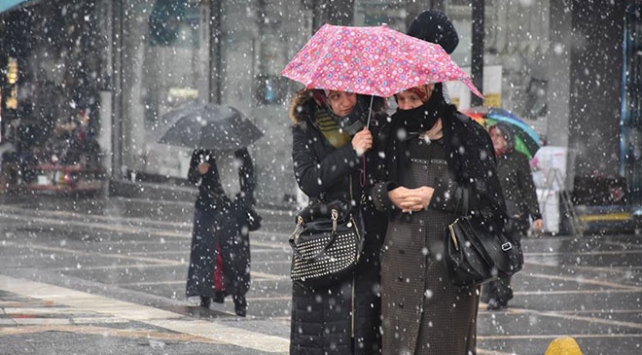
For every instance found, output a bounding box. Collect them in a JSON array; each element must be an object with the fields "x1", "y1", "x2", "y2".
[
  {"x1": 361, "y1": 95, "x2": 376, "y2": 188},
  {"x1": 366, "y1": 95, "x2": 374, "y2": 129}
]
